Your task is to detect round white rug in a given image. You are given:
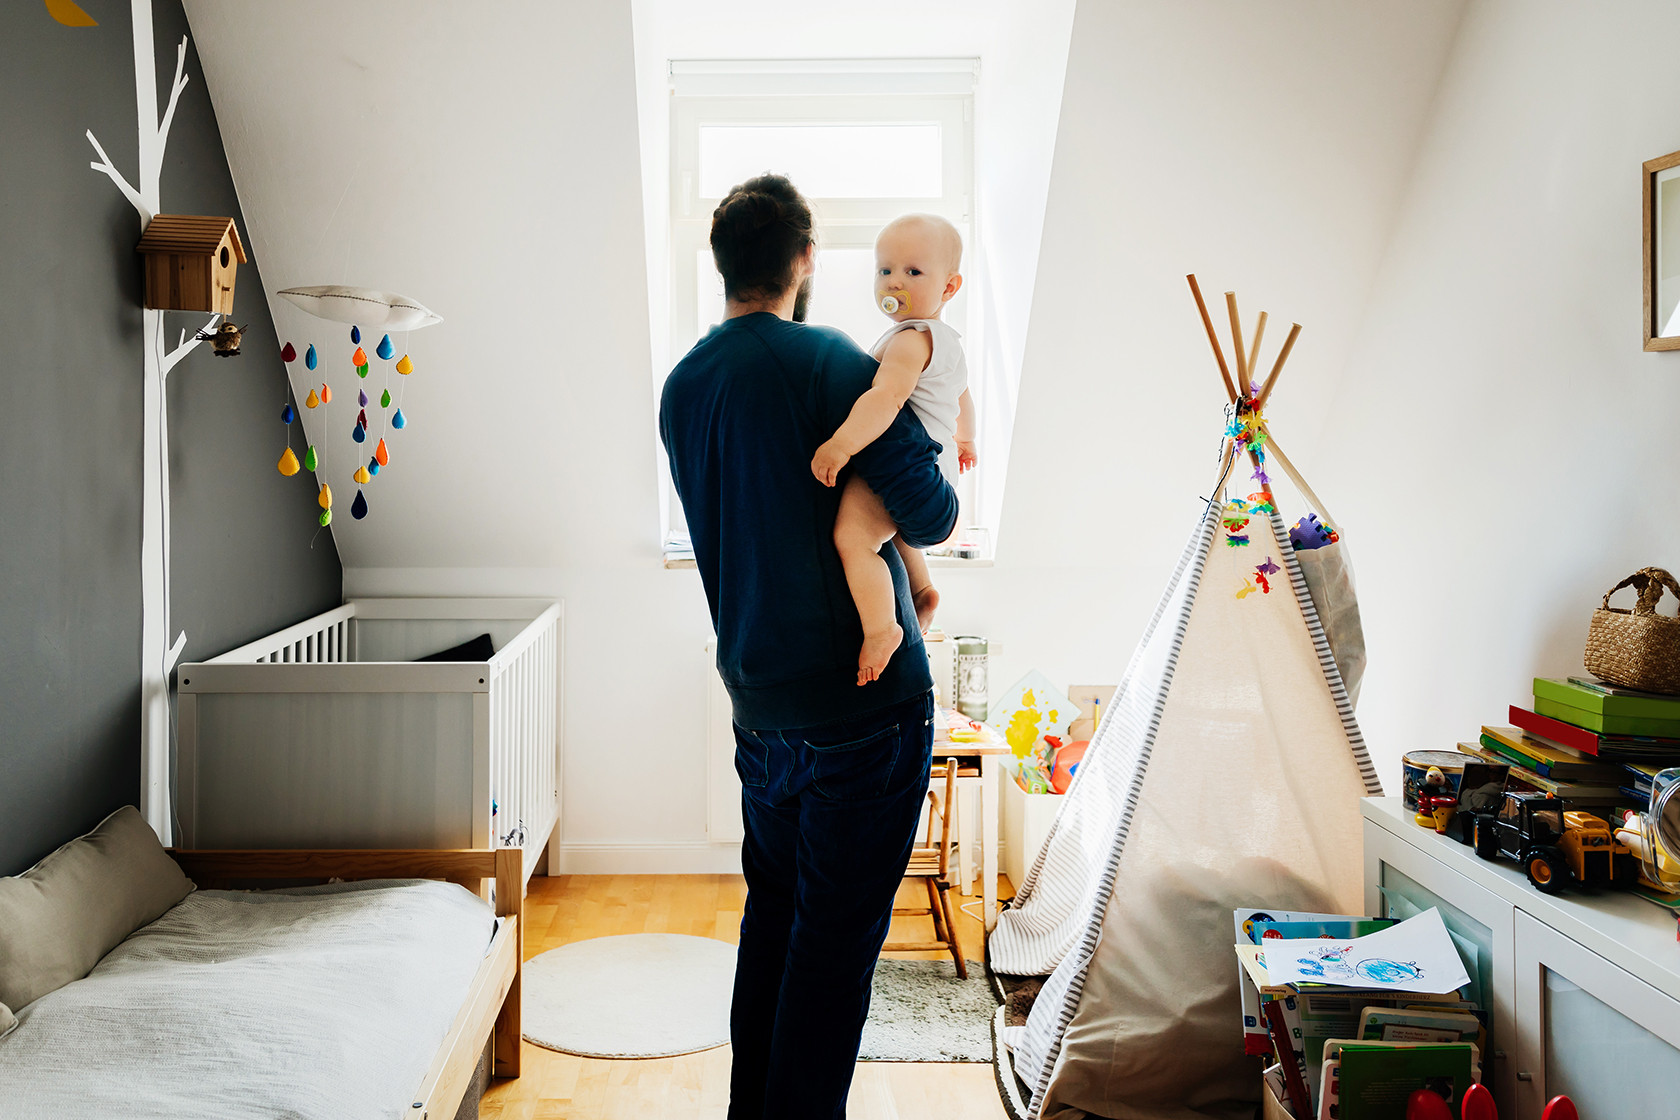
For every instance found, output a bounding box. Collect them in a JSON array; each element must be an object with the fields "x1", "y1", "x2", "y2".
[{"x1": 522, "y1": 933, "x2": 737, "y2": 1058}]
